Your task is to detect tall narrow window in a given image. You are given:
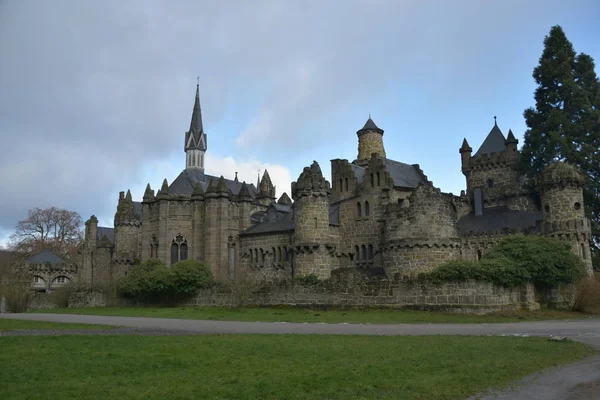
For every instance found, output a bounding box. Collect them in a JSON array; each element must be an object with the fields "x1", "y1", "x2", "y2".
[
  {"x1": 487, "y1": 179, "x2": 494, "y2": 188},
  {"x1": 581, "y1": 243, "x2": 587, "y2": 259},
  {"x1": 357, "y1": 202, "x2": 362, "y2": 217},
  {"x1": 339, "y1": 178, "x2": 343, "y2": 191},
  {"x1": 365, "y1": 201, "x2": 370, "y2": 217},
  {"x1": 200, "y1": 154, "x2": 204, "y2": 168},
  {"x1": 272, "y1": 247, "x2": 276, "y2": 265},
  {"x1": 171, "y1": 243, "x2": 179, "y2": 264},
  {"x1": 368, "y1": 244, "x2": 374, "y2": 260},
  {"x1": 370, "y1": 173, "x2": 374, "y2": 187},
  {"x1": 361, "y1": 245, "x2": 366, "y2": 261},
  {"x1": 355, "y1": 245, "x2": 360, "y2": 261},
  {"x1": 377, "y1": 172, "x2": 381, "y2": 186},
  {"x1": 254, "y1": 249, "x2": 258, "y2": 264},
  {"x1": 345, "y1": 178, "x2": 348, "y2": 191},
  {"x1": 180, "y1": 243, "x2": 188, "y2": 261}
]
